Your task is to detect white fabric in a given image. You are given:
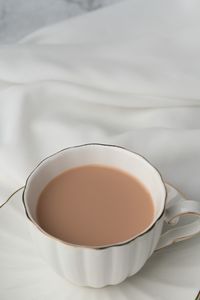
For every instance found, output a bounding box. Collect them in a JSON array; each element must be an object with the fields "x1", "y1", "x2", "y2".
[
  {"x1": 1, "y1": 0, "x2": 200, "y2": 201},
  {"x1": 1, "y1": 0, "x2": 200, "y2": 203},
  {"x1": 0, "y1": 0, "x2": 200, "y2": 297}
]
